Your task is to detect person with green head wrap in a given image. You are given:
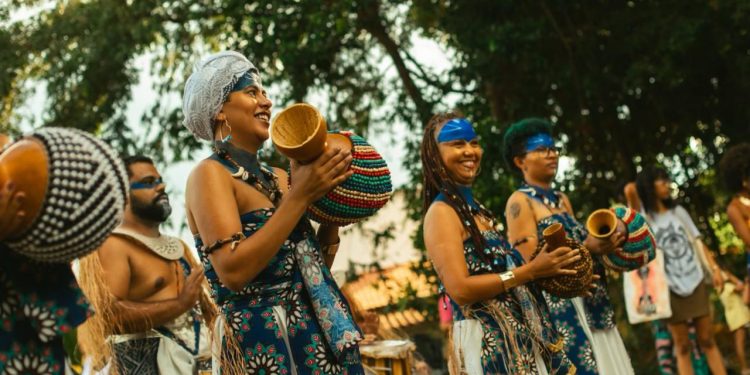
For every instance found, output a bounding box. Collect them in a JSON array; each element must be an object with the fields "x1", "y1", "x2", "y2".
[{"x1": 502, "y1": 118, "x2": 634, "y2": 375}]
